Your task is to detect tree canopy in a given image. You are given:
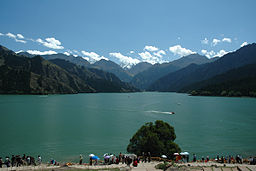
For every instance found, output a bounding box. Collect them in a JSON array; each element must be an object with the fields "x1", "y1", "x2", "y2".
[{"x1": 127, "y1": 120, "x2": 181, "y2": 159}]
